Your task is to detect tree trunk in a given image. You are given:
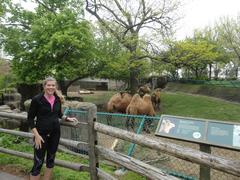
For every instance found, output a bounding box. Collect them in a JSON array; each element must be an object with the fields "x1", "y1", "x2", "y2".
[
  {"x1": 214, "y1": 63, "x2": 219, "y2": 80},
  {"x1": 129, "y1": 49, "x2": 139, "y2": 94},
  {"x1": 129, "y1": 68, "x2": 139, "y2": 94},
  {"x1": 235, "y1": 66, "x2": 238, "y2": 79},
  {"x1": 58, "y1": 80, "x2": 68, "y2": 96},
  {"x1": 195, "y1": 68, "x2": 199, "y2": 79},
  {"x1": 209, "y1": 64, "x2": 212, "y2": 80}
]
